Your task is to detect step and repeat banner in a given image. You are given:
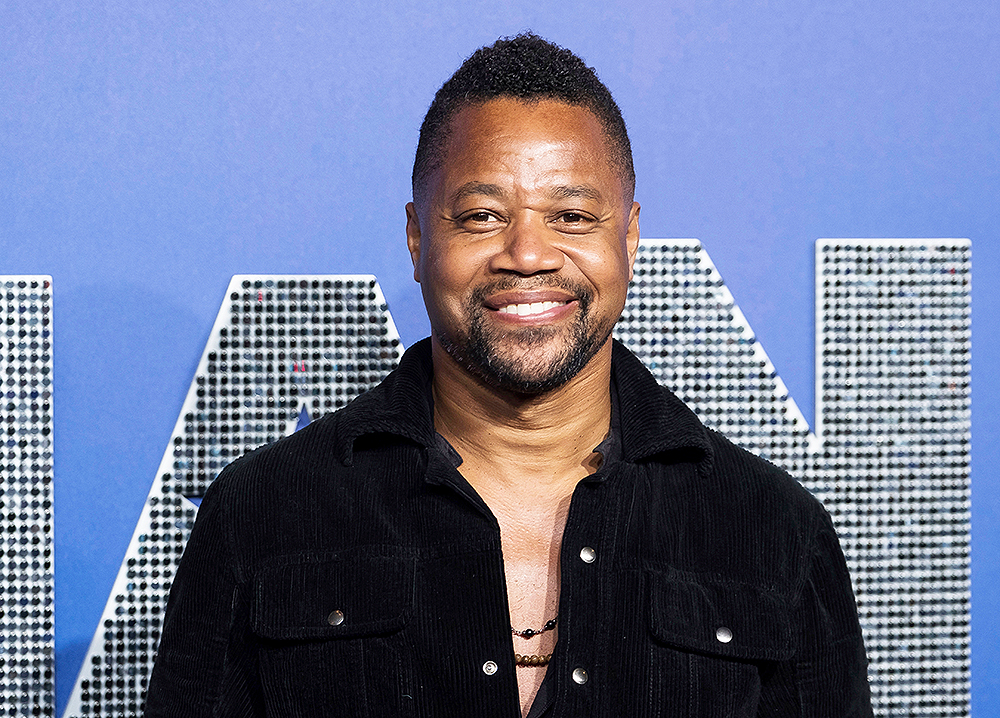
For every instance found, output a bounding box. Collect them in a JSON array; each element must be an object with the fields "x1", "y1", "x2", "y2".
[
  {"x1": 0, "y1": 278, "x2": 54, "y2": 714},
  {"x1": 2, "y1": 238, "x2": 973, "y2": 715}
]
